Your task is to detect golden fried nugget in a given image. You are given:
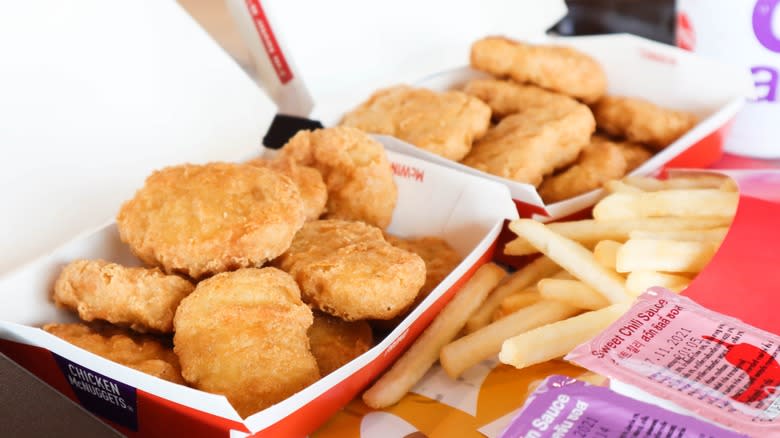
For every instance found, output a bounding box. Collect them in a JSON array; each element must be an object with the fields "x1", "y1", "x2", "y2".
[
  {"x1": 385, "y1": 235, "x2": 461, "y2": 301},
  {"x1": 173, "y1": 268, "x2": 319, "y2": 418},
  {"x1": 44, "y1": 322, "x2": 185, "y2": 384},
  {"x1": 53, "y1": 260, "x2": 194, "y2": 333},
  {"x1": 340, "y1": 86, "x2": 491, "y2": 161},
  {"x1": 538, "y1": 136, "x2": 629, "y2": 203},
  {"x1": 308, "y1": 312, "x2": 373, "y2": 376},
  {"x1": 463, "y1": 78, "x2": 580, "y2": 119},
  {"x1": 592, "y1": 96, "x2": 698, "y2": 149},
  {"x1": 471, "y1": 37, "x2": 607, "y2": 103},
  {"x1": 462, "y1": 101, "x2": 595, "y2": 186},
  {"x1": 117, "y1": 163, "x2": 305, "y2": 279},
  {"x1": 274, "y1": 220, "x2": 426, "y2": 321},
  {"x1": 612, "y1": 137, "x2": 653, "y2": 171},
  {"x1": 279, "y1": 127, "x2": 397, "y2": 229},
  {"x1": 246, "y1": 158, "x2": 327, "y2": 221},
  {"x1": 373, "y1": 235, "x2": 463, "y2": 331}
]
